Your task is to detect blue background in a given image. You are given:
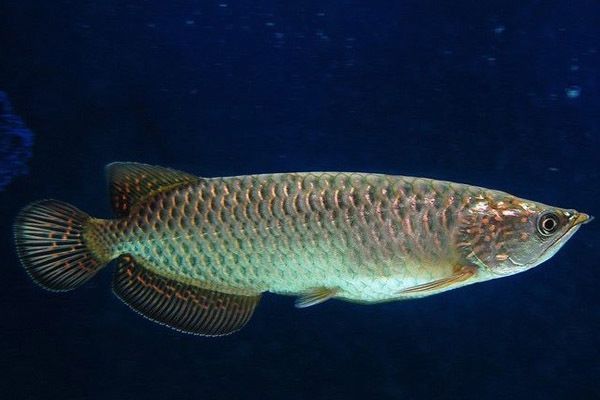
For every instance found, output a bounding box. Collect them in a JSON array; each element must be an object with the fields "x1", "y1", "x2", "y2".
[{"x1": 1, "y1": 1, "x2": 598, "y2": 399}]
